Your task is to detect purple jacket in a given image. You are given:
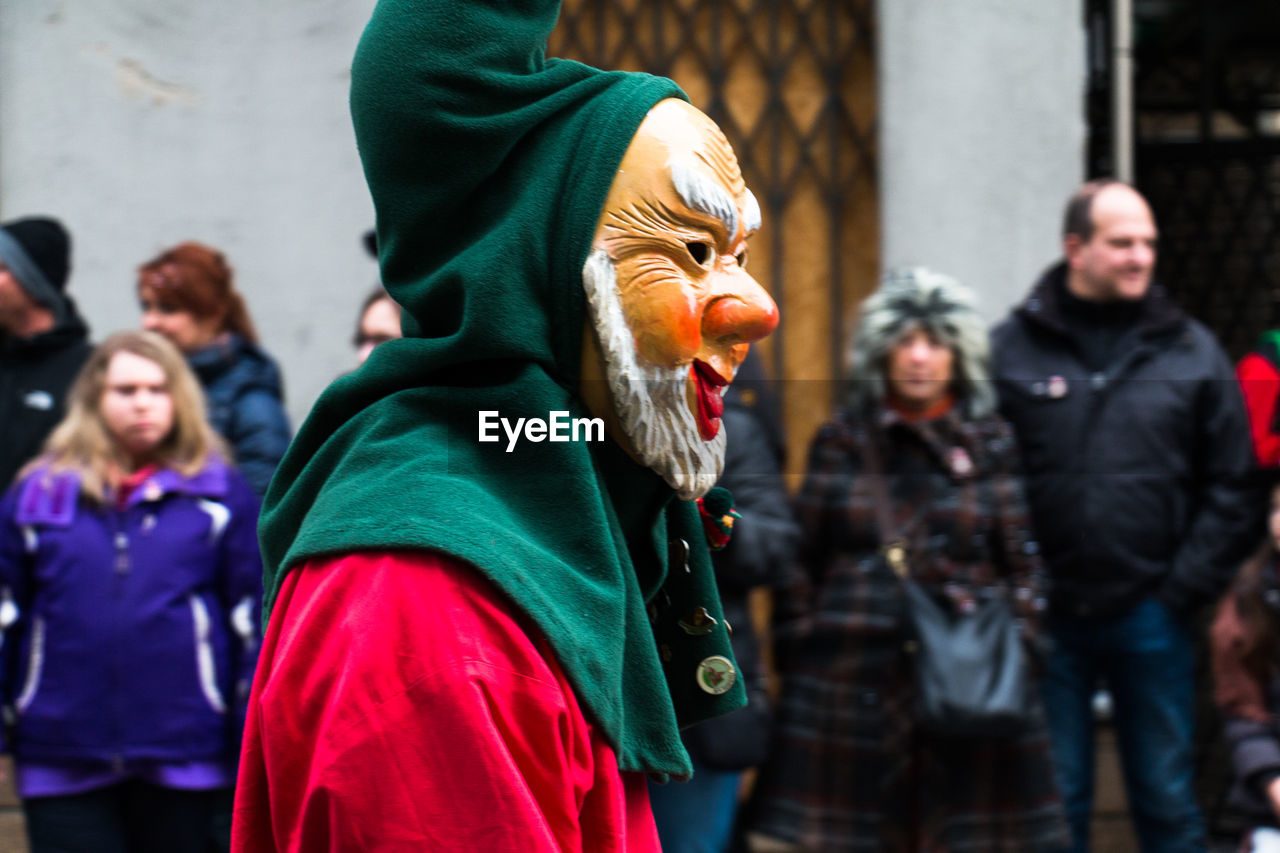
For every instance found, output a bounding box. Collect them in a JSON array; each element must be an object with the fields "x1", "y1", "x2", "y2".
[{"x1": 0, "y1": 458, "x2": 262, "y2": 765}]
